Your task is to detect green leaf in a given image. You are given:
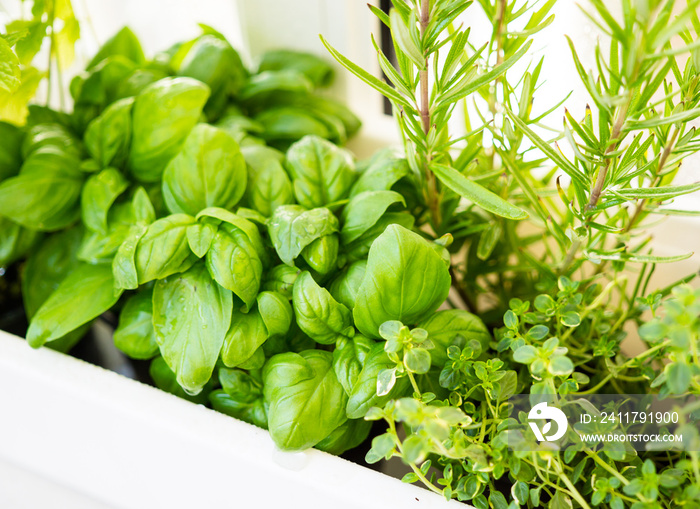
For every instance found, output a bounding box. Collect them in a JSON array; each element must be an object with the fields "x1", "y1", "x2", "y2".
[
  {"x1": 129, "y1": 77, "x2": 210, "y2": 182},
  {"x1": 315, "y1": 418, "x2": 372, "y2": 456},
  {"x1": 0, "y1": 37, "x2": 21, "y2": 94},
  {"x1": 420, "y1": 309, "x2": 490, "y2": 367},
  {"x1": 293, "y1": 271, "x2": 354, "y2": 345},
  {"x1": 666, "y1": 362, "x2": 692, "y2": 394},
  {"x1": 267, "y1": 205, "x2": 339, "y2": 266},
  {"x1": 549, "y1": 356, "x2": 574, "y2": 376},
  {"x1": 340, "y1": 190, "x2": 405, "y2": 244},
  {"x1": 439, "y1": 41, "x2": 532, "y2": 105},
  {"x1": 0, "y1": 217, "x2": 40, "y2": 267},
  {"x1": 258, "y1": 49, "x2": 334, "y2": 88},
  {"x1": 300, "y1": 233, "x2": 338, "y2": 276},
  {"x1": 150, "y1": 356, "x2": 214, "y2": 405},
  {"x1": 513, "y1": 345, "x2": 538, "y2": 364},
  {"x1": 584, "y1": 250, "x2": 693, "y2": 264},
  {"x1": 365, "y1": 433, "x2": 396, "y2": 463},
  {"x1": 21, "y1": 227, "x2": 82, "y2": 319},
  {"x1": 505, "y1": 108, "x2": 587, "y2": 187},
  {"x1": 329, "y1": 259, "x2": 367, "y2": 309},
  {"x1": 346, "y1": 343, "x2": 410, "y2": 419},
  {"x1": 320, "y1": 35, "x2": 413, "y2": 109},
  {"x1": 0, "y1": 147, "x2": 83, "y2": 231},
  {"x1": 354, "y1": 225, "x2": 451, "y2": 338},
  {"x1": 404, "y1": 348, "x2": 431, "y2": 374},
  {"x1": 222, "y1": 305, "x2": 267, "y2": 368},
  {"x1": 209, "y1": 389, "x2": 267, "y2": 429},
  {"x1": 616, "y1": 182, "x2": 700, "y2": 200},
  {"x1": 135, "y1": 214, "x2": 198, "y2": 284},
  {"x1": 349, "y1": 153, "x2": 409, "y2": 198},
  {"x1": 196, "y1": 207, "x2": 266, "y2": 261},
  {"x1": 333, "y1": 335, "x2": 375, "y2": 395},
  {"x1": 242, "y1": 145, "x2": 294, "y2": 217},
  {"x1": 263, "y1": 350, "x2": 348, "y2": 450},
  {"x1": 87, "y1": 27, "x2": 145, "y2": 69},
  {"x1": 430, "y1": 163, "x2": 527, "y2": 220},
  {"x1": 186, "y1": 222, "x2": 216, "y2": 257},
  {"x1": 389, "y1": 9, "x2": 425, "y2": 70},
  {"x1": 177, "y1": 35, "x2": 247, "y2": 110},
  {"x1": 206, "y1": 222, "x2": 263, "y2": 310},
  {"x1": 27, "y1": 264, "x2": 123, "y2": 348},
  {"x1": 152, "y1": 263, "x2": 232, "y2": 395},
  {"x1": 6, "y1": 19, "x2": 47, "y2": 65},
  {"x1": 163, "y1": 124, "x2": 246, "y2": 215},
  {"x1": 114, "y1": 288, "x2": 158, "y2": 360},
  {"x1": 81, "y1": 168, "x2": 128, "y2": 233},
  {"x1": 285, "y1": 135, "x2": 356, "y2": 209},
  {"x1": 84, "y1": 97, "x2": 133, "y2": 169}
]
